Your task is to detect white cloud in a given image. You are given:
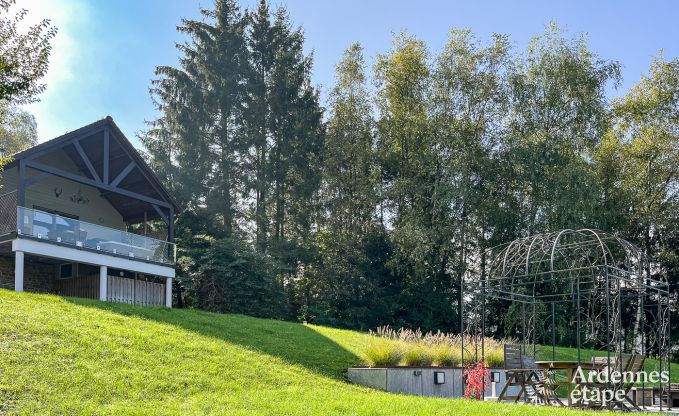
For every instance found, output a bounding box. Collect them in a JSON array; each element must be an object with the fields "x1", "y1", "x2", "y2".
[{"x1": 13, "y1": 0, "x2": 91, "y2": 141}]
